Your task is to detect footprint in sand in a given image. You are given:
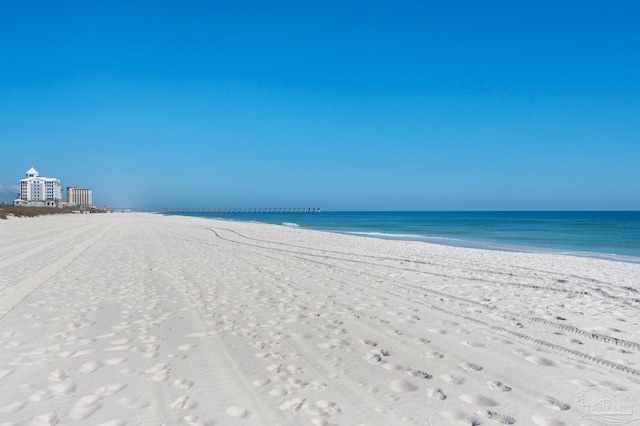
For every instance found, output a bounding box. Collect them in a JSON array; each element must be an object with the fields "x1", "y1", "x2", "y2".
[
  {"x1": 145, "y1": 363, "x2": 169, "y2": 381},
  {"x1": 475, "y1": 409, "x2": 516, "y2": 424},
  {"x1": 141, "y1": 335, "x2": 160, "y2": 344},
  {"x1": 80, "y1": 360, "x2": 104, "y2": 373},
  {"x1": 49, "y1": 382, "x2": 76, "y2": 396},
  {"x1": 540, "y1": 396, "x2": 570, "y2": 411},
  {"x1": 459, "y1": 362, "x2": 484, "y2": 372},
  {"x1": 181, "y1": 414, "x2": 208, "y2": 426},
  {"x1": 427, "y1": 388, "x2": 447, "y2": 400},
  {"x1": 66, "y1": 321, "x2": 91, "y2": 331},
  {"x1": 317, "y1": 341, "x2": 336, "y2": 350},
  {"x1": 171, "y1": 396, "x2": 197, "y2": 410},
  {"x1": 257, "y1": 340, "x2": 281, "y2": 350},
  {"x1": 118, "y1": 396, "x2": 150, "y2": 409},
  {"x1": 279, "y1": 398, "x2": 307, "y2": 412},
  {"x1": 95, "y1": 384, "x2": 127, "y2": 396},
  {"x1": 488, "y1": 381, "x2": 512, "y2": 392},
  {"x1": 305, "y1": 399, "x2": 342, "y2": 417},
  {"x1": 309, "y1": 380, "x2": 328, "y2": 391},
  {"x1": 167, "y1": 353, "x2": 187, "y2": 360},
  {"x1": 382, "y1": 362, "x2": 404, "y2": 371},
  {"x1": 47, "y1": 369, "x2": 67, "y2": 382},
  {"x1": 31, "y1": 412, "x2": 58, "y2": 425},
  {"x1": 251, "y1": 378, "x2": 271, "y2": 388},
  {"x1": 404, "y1": 368, "x2": 432, "y2": 379},
  {"x1": 30, "y1": 388, "x2": 54, "y2": 402},
  {"x1": 389, "y1": 380, "x2": 418, "y2": 393},
  {"x1": 440, "y1": 374, "x2": 466, "y2": 385},
  {"x1": 287, "y1": 377, "x2": 308, "y2": 390},
  {"x1": 142, "y1": 348, "x2": 159, "y2": 359},
  {"x1": 225, "y1": 406, "x2": 250, "y2": 418},
  {"x1": 173, "y1": 378, "x2": 194, "y2": 390},
  {"x1": 460, "y1": 394, "x2": 500, "y2": 407},
  {"x1": 365, "y1": 351, "x2": 383, "y2": 364},
  {"x1": 267, "y1": 364, "x2": 303, "y2": 375},
  {"x1": 269, "y1": 387, "x2": 289, "y2": 396},
  {"x1": 59, "y1": 349, "x2": 95, "y2": 359},
  {"x1": 69, "y1": 394, "x2": 102, "y2": 420},
  {"x1": 367, "y1": 347, "x2": 390, "y2": 361},
  {"x1": 255, "y1": 351, "x2": 284, "y2": 360}
]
